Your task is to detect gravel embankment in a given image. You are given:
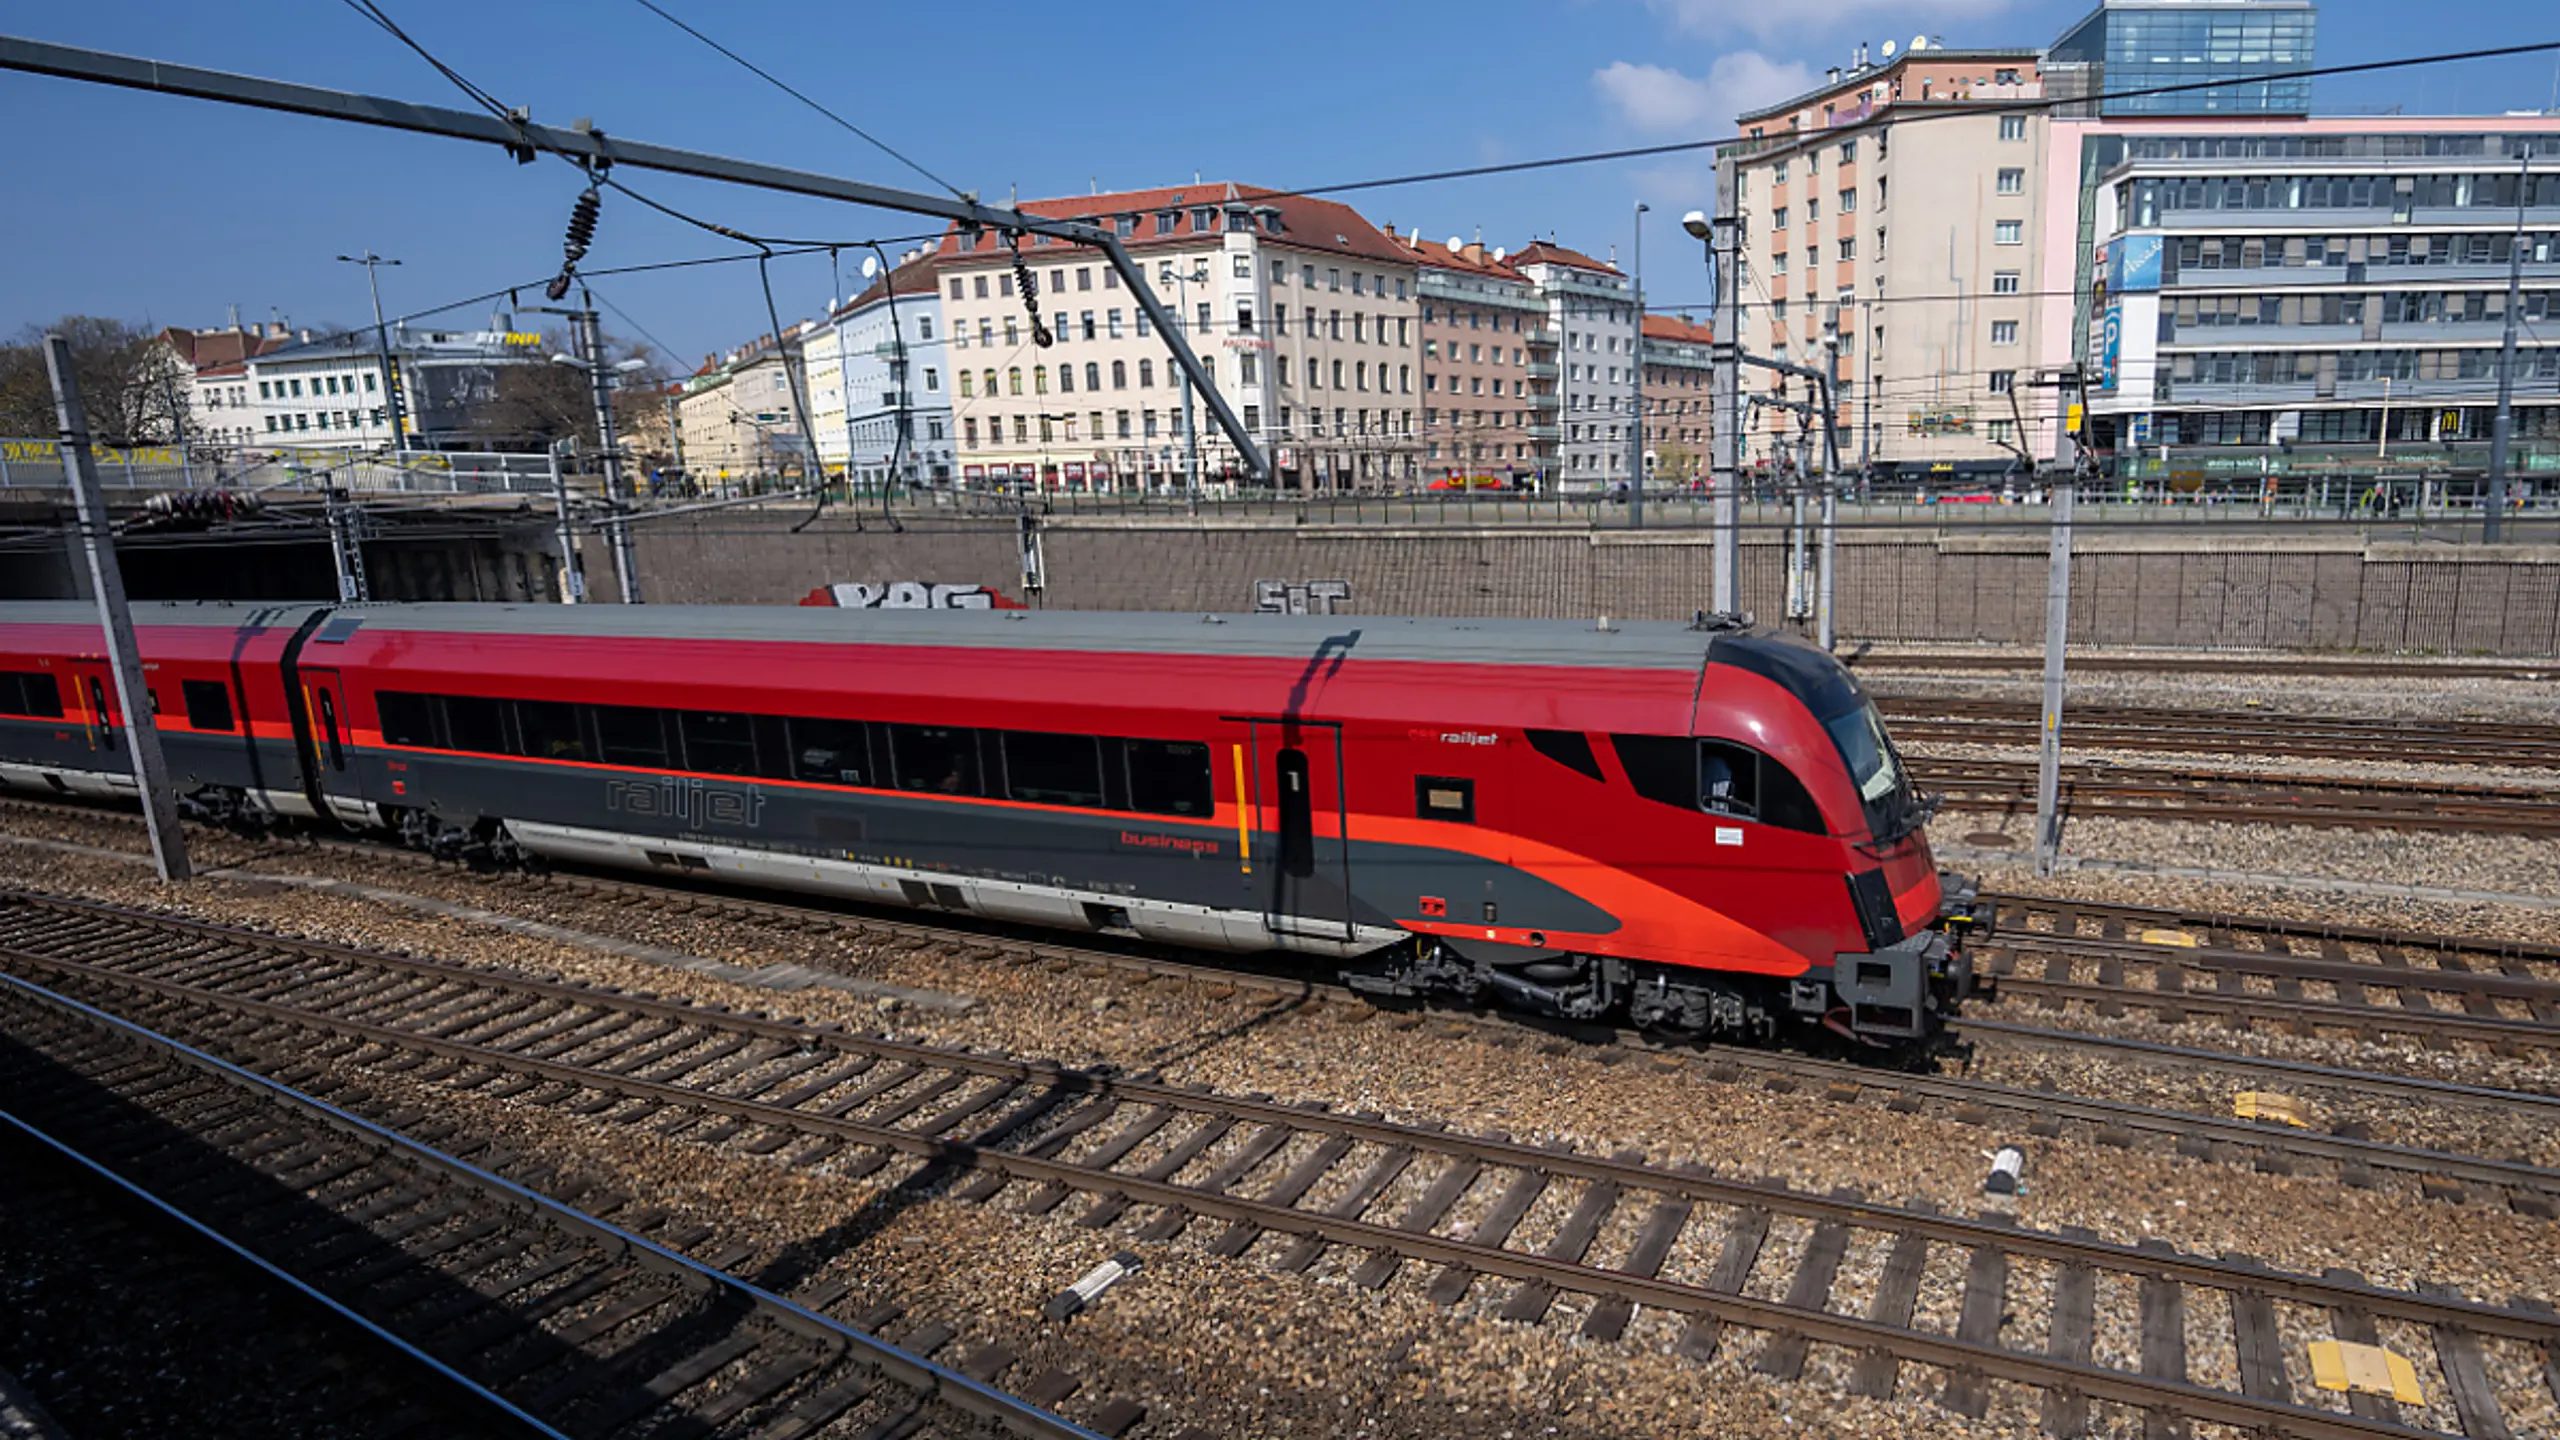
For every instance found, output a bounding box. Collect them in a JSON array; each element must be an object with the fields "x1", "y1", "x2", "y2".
[{"x1": 6, "y1": 818, "x2": 2556, "y2": 1330}]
